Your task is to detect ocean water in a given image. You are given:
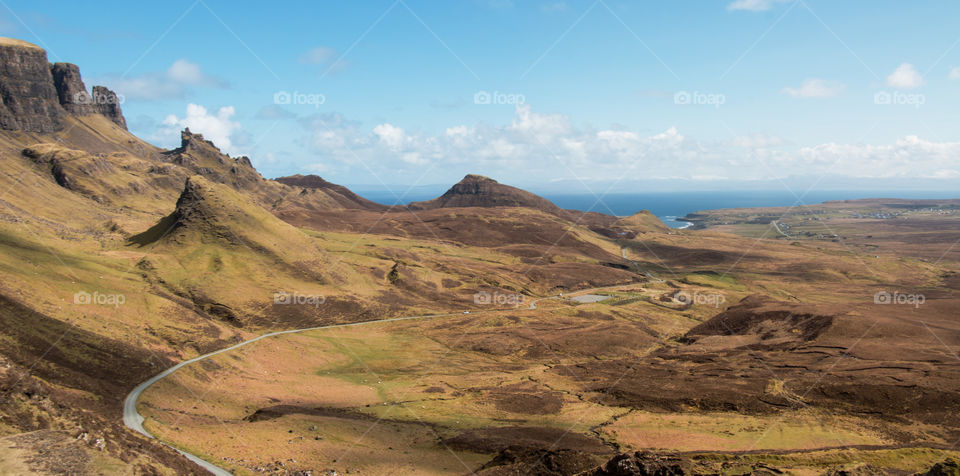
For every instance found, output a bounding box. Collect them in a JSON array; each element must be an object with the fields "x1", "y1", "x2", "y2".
[{"x1": 356, "y1": 190, "x2": 960, "y2": 229}]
